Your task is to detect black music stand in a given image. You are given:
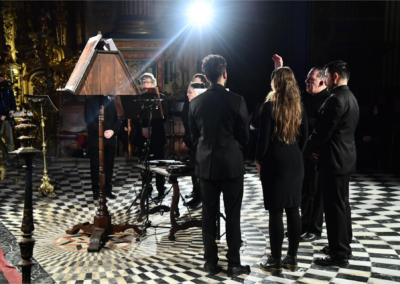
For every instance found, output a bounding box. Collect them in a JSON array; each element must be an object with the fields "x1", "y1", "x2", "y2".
[
  {"x1": 166, "y1": 99, "x2": 182, "y2": 161},
  {"x1": 118, "y1": 90, "x2": 170, "y2": 241}
]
